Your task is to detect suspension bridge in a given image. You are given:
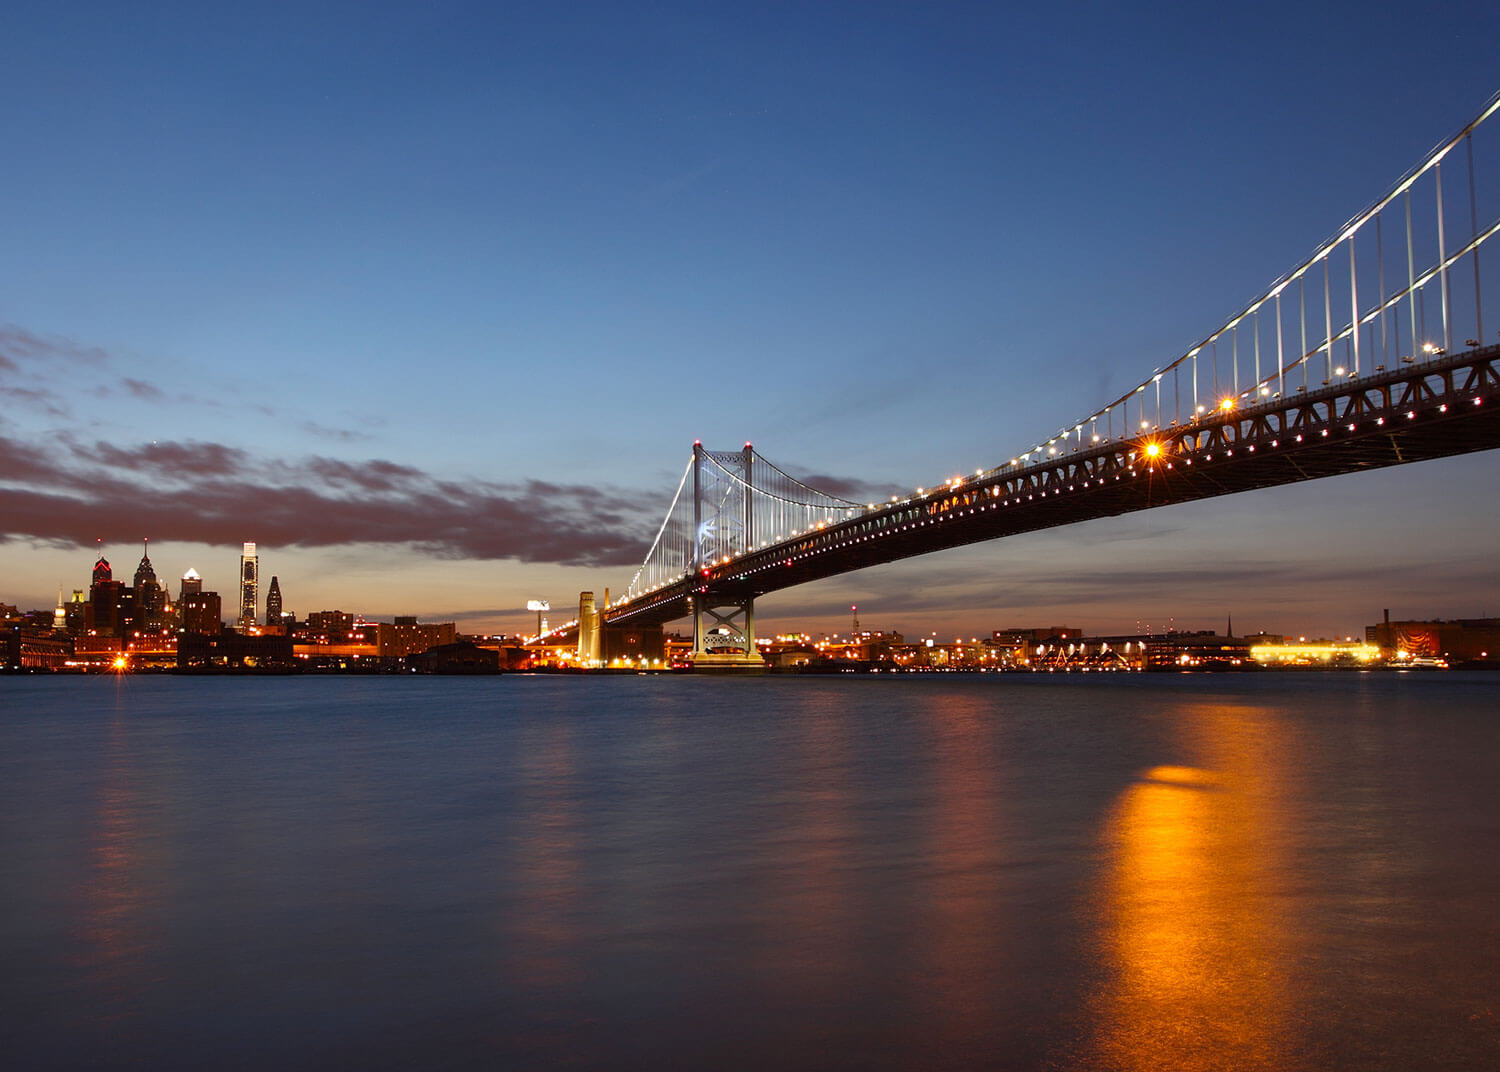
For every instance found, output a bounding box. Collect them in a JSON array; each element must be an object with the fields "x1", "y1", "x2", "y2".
[{"x1": 563, "y1": 93, "x2": 1500, "y2": 667}]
